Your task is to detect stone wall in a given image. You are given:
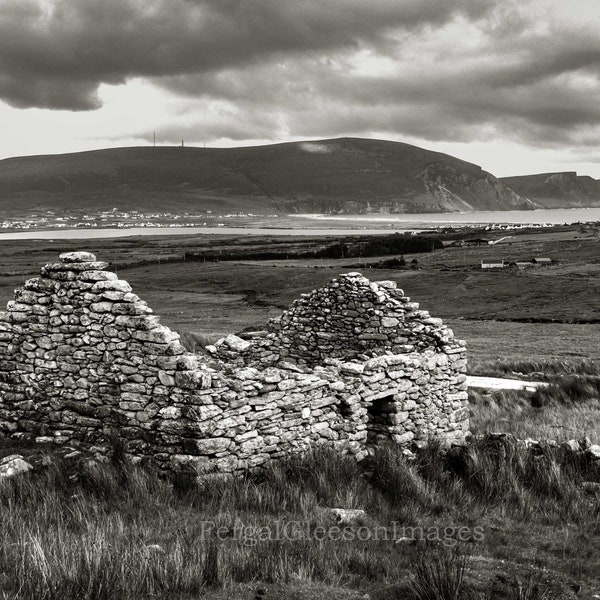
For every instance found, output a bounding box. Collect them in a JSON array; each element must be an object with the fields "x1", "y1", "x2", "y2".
[
  {"x1": 0, "y1": 252, "x2": 468, "y2": 473},
  {"x1": 209, "y1": 272, "x2": 459, "y2": 367}
]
